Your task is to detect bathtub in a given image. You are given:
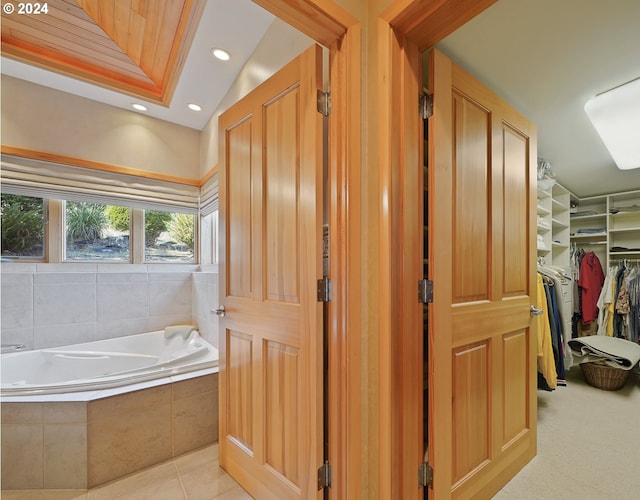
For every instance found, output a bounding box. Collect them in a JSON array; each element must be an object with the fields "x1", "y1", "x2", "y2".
[
  {"x1": 0, "y1": 327, "x2": 220, "y2": 490},
  {"x1": 1, "y1": 327, "x2": 218, "y2": 397}
]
